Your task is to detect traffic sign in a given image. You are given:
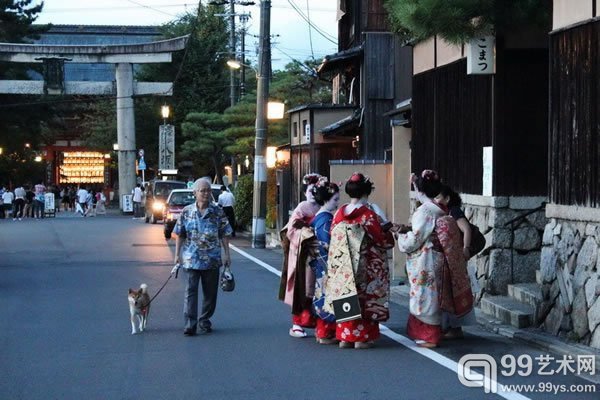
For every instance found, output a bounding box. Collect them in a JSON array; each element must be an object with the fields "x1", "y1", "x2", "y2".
[{"x1": 138, "y1": 156, "x2": 146, "y2": 170}]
